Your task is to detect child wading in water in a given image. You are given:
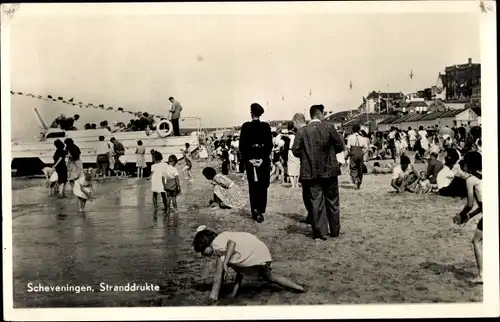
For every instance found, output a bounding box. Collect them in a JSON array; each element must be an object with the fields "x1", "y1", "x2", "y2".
[
  {"x1": 181, "y1": 143, "x2": 194, "y2": 181},
  {"x1": 193, "y1": 226, "x2": 305, "y2": 301},
  {"x1": 164, "y1": 155, "x2": 181, "y2": 213},
  {"x1": 135, "y1": 140, "x2": 146, "y2": 178},
  {"x1": 150, "y1": 151, "x2": 168, "y2": 211},
  {"x1": 453, "y1": 151, "x2": 483, "y2": 283},
  {"x1": 73, "y1": 169, "x2": 95, "y2": 212},
  {"x1": 202, "y1": 167, "x2": 246, "y2": 209}
]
